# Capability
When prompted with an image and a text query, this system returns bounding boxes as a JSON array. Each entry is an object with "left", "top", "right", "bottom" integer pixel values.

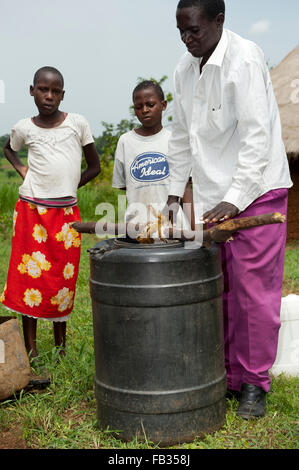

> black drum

[{"left": 89, "top": 239, "right": 226, "bottom": 445}]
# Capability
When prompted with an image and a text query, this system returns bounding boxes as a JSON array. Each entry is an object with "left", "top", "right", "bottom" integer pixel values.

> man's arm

[
  {"left": 204, "top": 58, "right": 272, "bottom": 223},
  {"left": 166, "top": 71, "right": 192, "bottom": 222},
  {"left": 4, "top": 138, "right": 28, "bottom": 180},
  {"left": 78, "top": 143, "right": 101, "bottom": 188}
]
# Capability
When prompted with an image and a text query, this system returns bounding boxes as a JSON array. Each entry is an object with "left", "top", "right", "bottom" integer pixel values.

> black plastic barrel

[{"left": 89, "top": 239, "right": 226, "bottom": 446}]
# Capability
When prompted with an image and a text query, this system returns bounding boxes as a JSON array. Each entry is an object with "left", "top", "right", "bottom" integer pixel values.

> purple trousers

[{"left": 221, "top": 188, "right": 289, "bottom": 392}]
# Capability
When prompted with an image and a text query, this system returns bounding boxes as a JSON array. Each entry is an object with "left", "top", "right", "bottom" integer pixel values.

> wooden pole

[{"left": 71, "top": 213, "right": 286, "bottom": 246}]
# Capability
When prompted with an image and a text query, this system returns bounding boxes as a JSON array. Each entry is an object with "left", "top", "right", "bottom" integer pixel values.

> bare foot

[{"left": 59, "top": 348, "right": 66, "bottom": 357}]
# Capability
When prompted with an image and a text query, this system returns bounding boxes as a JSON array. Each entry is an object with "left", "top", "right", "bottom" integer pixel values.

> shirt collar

[
  {"left": 189, "top": 28, "right": 228, "bottom": 70},
  {"left": 206, "top": 29, "right": 228, "bottom": 67}
]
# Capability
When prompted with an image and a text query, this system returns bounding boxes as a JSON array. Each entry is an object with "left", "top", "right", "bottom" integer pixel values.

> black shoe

[
  {"left": 237, "top": 383, "right": 266, "bottom": 419},
  {"left": 27, "top": 375, "right": 51, "bottom": 390},
  {"left": 226, "top": 389, "right": 241, "bottom": 400}
]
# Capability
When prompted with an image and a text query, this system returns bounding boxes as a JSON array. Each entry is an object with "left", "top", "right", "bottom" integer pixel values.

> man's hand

[
  {"left": 202, "top": 202, "right": 239, "bottom": 224},
  {"left": 163, "top": 195, "right": 180, "bottom": 225}
]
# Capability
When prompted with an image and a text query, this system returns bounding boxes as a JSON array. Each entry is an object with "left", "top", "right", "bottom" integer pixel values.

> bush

[{"left": 77, "top": 183, "right": 123, "bottom": 222}]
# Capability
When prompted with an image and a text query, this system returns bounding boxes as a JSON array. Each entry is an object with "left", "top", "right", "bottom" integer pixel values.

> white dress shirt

[{"left": 168, "top": 29, "right": 293, "bottom": 214}]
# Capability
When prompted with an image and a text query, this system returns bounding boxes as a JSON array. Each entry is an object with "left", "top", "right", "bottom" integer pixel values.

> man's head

[{"left": 176, "top": 0, "right": 225, "bottom": 60}]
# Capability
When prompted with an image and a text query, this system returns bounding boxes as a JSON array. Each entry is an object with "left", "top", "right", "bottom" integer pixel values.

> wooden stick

[
  {"left": 71, "top": 221, "right": 96, "bottom": 234},
  {"left": 209, "top": 212, "right": 285, "bottom": 233},
  {"left": 72, "top": 221, "right": 129, "bottom": 235},
  {"left": 71, "top": 213, "right": 286, "bottom": 245},
  {"left": 206, "top": 212, "right": 286, "bottom": 244}
]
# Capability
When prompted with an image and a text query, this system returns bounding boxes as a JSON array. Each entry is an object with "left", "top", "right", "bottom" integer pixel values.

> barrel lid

[
  {"left": 113, "top": 238, "right": 184, "bottom": 250},
  {"left": 88, "top": 238, "right": 219, "bottom": 264}
]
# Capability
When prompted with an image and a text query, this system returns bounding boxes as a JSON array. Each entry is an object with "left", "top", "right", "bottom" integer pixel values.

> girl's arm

[
  {"left": 78, "top": 143, "right": 101, "bottom": 188},
  {"left": 4, "top": 138, "right": 28, "bottom": 180}
]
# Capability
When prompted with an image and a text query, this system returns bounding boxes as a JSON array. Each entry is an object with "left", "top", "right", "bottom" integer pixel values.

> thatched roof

[{"left": 271, "top": 45, "right": 299, "bottom": 160}]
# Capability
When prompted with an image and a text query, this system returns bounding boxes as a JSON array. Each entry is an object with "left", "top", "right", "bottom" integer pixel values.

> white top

[
  {"left": 10, "top": 113, "right": 94, "bottom": 199},
  {"left": 112, "top": 128, "right": 190, "bottom": 228},
  {"left": 168, "top": 29, "right": 293, "bottom": 213}
]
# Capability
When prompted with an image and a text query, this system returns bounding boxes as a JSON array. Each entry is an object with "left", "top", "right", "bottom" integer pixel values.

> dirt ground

[
  {"left": 0, "top": 425, "right": 28, "bottom": 449},
  {"left": 287, "top": 162, "right": 299, "bottom": 243}
]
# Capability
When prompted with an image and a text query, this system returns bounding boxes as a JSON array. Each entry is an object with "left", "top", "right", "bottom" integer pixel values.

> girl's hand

[
  {"left": 19, "top": 166, "right": 29, "bottom": 180},
  {"left": 78, "top": 143, "right": 101, "bottom": 188},
  {"left": 4, "top": 139, "right": 29, "bottom": 181},
  {"left": 202, "top": 202, "right": 239, "bottom": 224}
]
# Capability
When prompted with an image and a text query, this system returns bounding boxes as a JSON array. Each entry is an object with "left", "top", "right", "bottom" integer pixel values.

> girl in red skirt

[{"left": 1, "top": 66, "right": 100, "bottom": 359}]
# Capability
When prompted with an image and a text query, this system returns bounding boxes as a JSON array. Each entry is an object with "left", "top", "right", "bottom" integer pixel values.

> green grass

[
  {"left": 0, "top": 232, "right": 298, "bottom": 449},
  {"left": 0, "top": 166, "right": 298, "bottom": 449},
  {"left": 0, "top": 183, "right": 19, "bottom": 214},
  {"left": 283, "top": 242, "right": 299, "bottom": 295},
  {"left": 77, "top": 183, "right": 123, "bottom": 222}
]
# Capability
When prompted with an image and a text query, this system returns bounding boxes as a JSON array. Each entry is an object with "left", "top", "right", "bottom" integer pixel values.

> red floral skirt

[{"left": 0, "top": 199, "right": 81, "bottom": 321}]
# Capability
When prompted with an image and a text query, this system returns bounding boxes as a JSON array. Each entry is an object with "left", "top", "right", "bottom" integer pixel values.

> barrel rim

[{"left": 89, "top": 239, "right": 219, "bottom": 263}]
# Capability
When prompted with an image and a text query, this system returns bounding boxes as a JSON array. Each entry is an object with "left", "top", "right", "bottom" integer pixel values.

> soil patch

[{"left": 0, "top": 425, "right": 28, "bottom": 449}]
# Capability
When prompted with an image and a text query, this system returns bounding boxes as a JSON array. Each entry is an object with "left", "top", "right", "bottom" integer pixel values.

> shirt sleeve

[
  {"left": 223, "top": 59, "right": 272, "bottom": 212},
  {"left": 10, "top": 122, "right": 26, "bottom": 152},
  {"left": 112, "top": 137, "right": 126, "bottom": 188},
  {"left": 79, "top": 116, "right": 95, "bottom": 147},
  {"left": 167, "top": 70, "right": 192, "bottom": 198}
]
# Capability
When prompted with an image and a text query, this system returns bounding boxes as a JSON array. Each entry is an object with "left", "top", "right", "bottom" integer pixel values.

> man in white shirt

[{"left": 167, "top": 0, "right": 292, "bottom": 419}]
